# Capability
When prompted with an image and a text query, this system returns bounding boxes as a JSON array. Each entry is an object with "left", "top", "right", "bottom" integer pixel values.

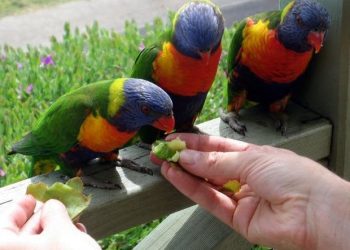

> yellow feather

[
  {"left": 281, "top": 1, "right": 295, "bottom": 23},
  {"left": 108, "top": 78, "right": 125, "bottom": 117},
  {"left": 153, "top": 42, "right": 176, "bottom": 83},
  {"left": 78, "top": 113, "right": 134, "bottom": 152},
  {"left": 241, "top": 20, "right": 270, "bottom": 62}
]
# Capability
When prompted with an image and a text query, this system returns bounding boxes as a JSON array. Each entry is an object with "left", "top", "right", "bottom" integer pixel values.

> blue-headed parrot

[
  {"left": 9, "top": 78, "right": 174, "bottom": 188},
  {"left": 221, "top": 0, "right": 330, "bottom": 135},
  {"left": 132, "top": 0, "right": 224, "bottom": 144}
]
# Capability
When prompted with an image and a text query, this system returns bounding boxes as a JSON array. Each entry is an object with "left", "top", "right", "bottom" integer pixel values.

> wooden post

[{"left": 281, "top": 0, "right": 350, "bottom": 178}]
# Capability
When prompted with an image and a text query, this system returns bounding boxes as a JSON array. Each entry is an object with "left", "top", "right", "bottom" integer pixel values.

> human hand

[
  {"left": 0, "top": 195, "right": 101, "bottom": 250},
  {"left": 151, "top": 133, "right": 350, "bottom": 250}
]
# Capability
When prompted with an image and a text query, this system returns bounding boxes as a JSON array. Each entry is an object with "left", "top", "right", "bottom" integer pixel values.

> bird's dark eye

[
  {"left": 296, "top": 15, "right": 304, "bottom": 26},
  {"left": 141, "top": 105, "right": 150, "bottom": 115}
]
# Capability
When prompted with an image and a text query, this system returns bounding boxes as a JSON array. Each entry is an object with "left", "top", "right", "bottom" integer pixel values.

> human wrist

[{"left": 307, "top": 169, "right": 350, "bottom": 249}]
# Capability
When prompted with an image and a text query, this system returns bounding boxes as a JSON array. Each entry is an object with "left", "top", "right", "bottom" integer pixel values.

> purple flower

[
  {"left": 0, "top": 54, "right": 6, "bottom": 61},
  {"left": 138, "top": 42, "right": 145, "bottom": 51},
  {"left": 40, "top": 55, "right": 55, "bottom": 67},
  {"left": 25, "top": 84, "right": 34, "bottom": 95},
  {"left": 0, "top": 168, "right": 5, "bottom": 177},
  {"left": 17, "top": 62, "right": 23, "bottom": 70}
]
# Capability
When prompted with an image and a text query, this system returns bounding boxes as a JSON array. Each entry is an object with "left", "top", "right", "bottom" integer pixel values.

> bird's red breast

[
  {"left": 239, "top": 19, "right": 313, "bottom": 84},
  {"left": 152, "top": 42, "right": 222, "bottom": 96},
  {"left": 78, "top": 114, "right": 135, "bottom": 152}
]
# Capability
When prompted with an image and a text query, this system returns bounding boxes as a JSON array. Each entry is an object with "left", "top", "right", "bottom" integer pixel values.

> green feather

[
  {"left": 131, "top": 29, "right": 171, "bottom": 81},
  {"left": 224, "top": 21, "right": 246, "bottom": 106},
  {"left": 131, "top": 46, "right": 160, "bottom": 81}
]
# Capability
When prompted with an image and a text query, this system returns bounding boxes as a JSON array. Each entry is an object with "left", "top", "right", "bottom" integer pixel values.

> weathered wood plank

[
  {"left": 288, "top": 0, "right": 350, "bottom": 178},
  {"left": 0, "top": 103, "right": 332, "bottom": 240},
  {"left": 134, "top": 206, "right": 252, "bottom": 250}
]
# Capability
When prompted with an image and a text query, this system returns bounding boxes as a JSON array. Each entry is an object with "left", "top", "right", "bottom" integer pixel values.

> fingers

[
  {"left": 0, "top": 195, "right": 36, "bottom": 233},
  {"left": 20, "top": 209, "right": 42, "bottom": 235},
  {"left": 40, "top": 199, "right": 74, "bottom": 233},
  {"left": 150, "top": 153, "right": 163, "bottom": 166},
  {"left": 178, "top": 150, "right": 247, "bottom": 183},
  {"left": 232, "top": 195, "right": 260, "bottom": 238},
  {"left": 161, "top": 162, "right": 237, "bottom": 226},
  {"left": 166, "top": 133, "right": 249, "bottom": 152},
  {"left": 40, "top": 199, "right": 87, "bottom": 233},
  {"left": 75, "top": 223, "right": 87, "bottom": 233}
]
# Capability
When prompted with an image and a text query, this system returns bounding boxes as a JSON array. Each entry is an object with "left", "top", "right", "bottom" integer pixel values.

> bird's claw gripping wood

[
  {"left": 81, "top": 176, "right": 121, "bottom": 189},
  {"left": 270, "top": 112, "right": 288, "bottom": 136},
  {"left": 60, "top": 174, "right": 121, "bottom": 190},
  {"left": 219, "top": 109, "right": 247, "bottom": 136},
  {"left": 115, "top": 158, "right": 153, "bottom": 176}
]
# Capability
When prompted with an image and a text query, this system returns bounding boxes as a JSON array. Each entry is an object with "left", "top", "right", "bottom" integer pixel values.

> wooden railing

[{"left": 0, "top": 103, "right": 332, "bottom": 241}]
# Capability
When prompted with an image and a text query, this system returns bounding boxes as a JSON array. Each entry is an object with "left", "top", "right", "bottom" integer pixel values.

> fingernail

[
  {"left": 180, "top": 150, "right": 198, "bottom": 166},
  {"left": 76, "top": 222, "right": 87, "bottom": 233},
  {"left": 160, "top": 161, "right": 170, "bottom": 177},
  {"left": 165, "top": 133, "right": 178, "bottom": 141}
]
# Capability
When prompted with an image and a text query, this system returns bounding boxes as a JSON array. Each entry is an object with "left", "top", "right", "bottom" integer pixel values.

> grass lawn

[{"left": 0, "top": 0, "right": 72, "bottom": 17}]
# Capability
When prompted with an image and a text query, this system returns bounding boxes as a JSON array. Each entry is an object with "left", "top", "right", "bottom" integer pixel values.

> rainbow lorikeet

[
  {"left": 221, "top": 0, "right": 330, "bottom": 135},
  {"left": 132, "top": 0, "right": 224, "bottom": 144},
  {"left": 9, "top": 78, "right": 174, "bottom": 188}
]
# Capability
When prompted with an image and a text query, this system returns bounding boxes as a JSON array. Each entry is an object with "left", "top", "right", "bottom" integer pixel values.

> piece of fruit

[
  {"left": 223, "top": 180, "right": 241, "bottom": 193},
  {"left": 152, "top": 137, "right": 187, "bottom": 162},
  {"left": 26, "top": 177, "right": 91, "bottom": 221}
]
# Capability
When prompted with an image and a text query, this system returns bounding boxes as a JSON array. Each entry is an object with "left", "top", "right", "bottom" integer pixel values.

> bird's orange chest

[
  {"left": 240, "top": 21, "right": 313, "bottom": 83},
  {"left": 152, "top": 42, "right": 222, "bottom": 96},
  {"left": 77, "top": 114, "right": 135, "bottom": 152}
]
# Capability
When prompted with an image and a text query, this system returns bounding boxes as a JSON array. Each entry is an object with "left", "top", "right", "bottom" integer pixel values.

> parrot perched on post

[
  {"left": 220, "top": 0, "right": 330, "bottom": 135},
  {"left": 9, "top": 78, "right": 174, "bottom": 188},
  {"left": 132, "top": 0, "right": 224, "bottom": 144}
]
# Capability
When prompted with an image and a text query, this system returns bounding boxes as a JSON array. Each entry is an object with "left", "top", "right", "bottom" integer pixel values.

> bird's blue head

[
  {"left": 278, "top": 0, "right": 330, "bottom": 53},
  {"left": 110, "top": 78, "right": 174, "bottom": 133},
  {"left": 172, "top": 1, "right": 224, "bottom": 60}
]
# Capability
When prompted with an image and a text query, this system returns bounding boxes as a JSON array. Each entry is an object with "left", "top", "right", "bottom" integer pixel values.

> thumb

[
  {"left": 40, "top": 199, "right": 74, "bottom": 232},
  {"left": 179, "top": 149, "right": 245, "bottom": 183}
]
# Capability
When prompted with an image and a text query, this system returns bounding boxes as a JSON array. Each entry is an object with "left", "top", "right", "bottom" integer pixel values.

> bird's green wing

[
  {"left": 226, "top": 20, "right": 246, "bottom": 79},
  {"left": 131, "top": 29, "right": 171, "bottom": 81},
  {"left": 12, "top": 92, "right": 94, "bottom": 156},
  {"left": 225, "top": 20, "right": 246, "bottom": 105},
  {"left": 131, "top": 46, "right": 160, "bottom": 82},
  {"left": 252, "top": 10, "right": 282, "bottom": 29}
]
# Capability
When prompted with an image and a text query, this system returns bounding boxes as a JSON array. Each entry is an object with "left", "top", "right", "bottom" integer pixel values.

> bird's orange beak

[
  {"left": 199, "top": 51, "right": 211, "bottom": 65},
  {"left": 152, "top": 113, "right": 175, "bottom": 133},
  {"left": 308, "top": 31, "right": 325, "bottom": 54}
]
